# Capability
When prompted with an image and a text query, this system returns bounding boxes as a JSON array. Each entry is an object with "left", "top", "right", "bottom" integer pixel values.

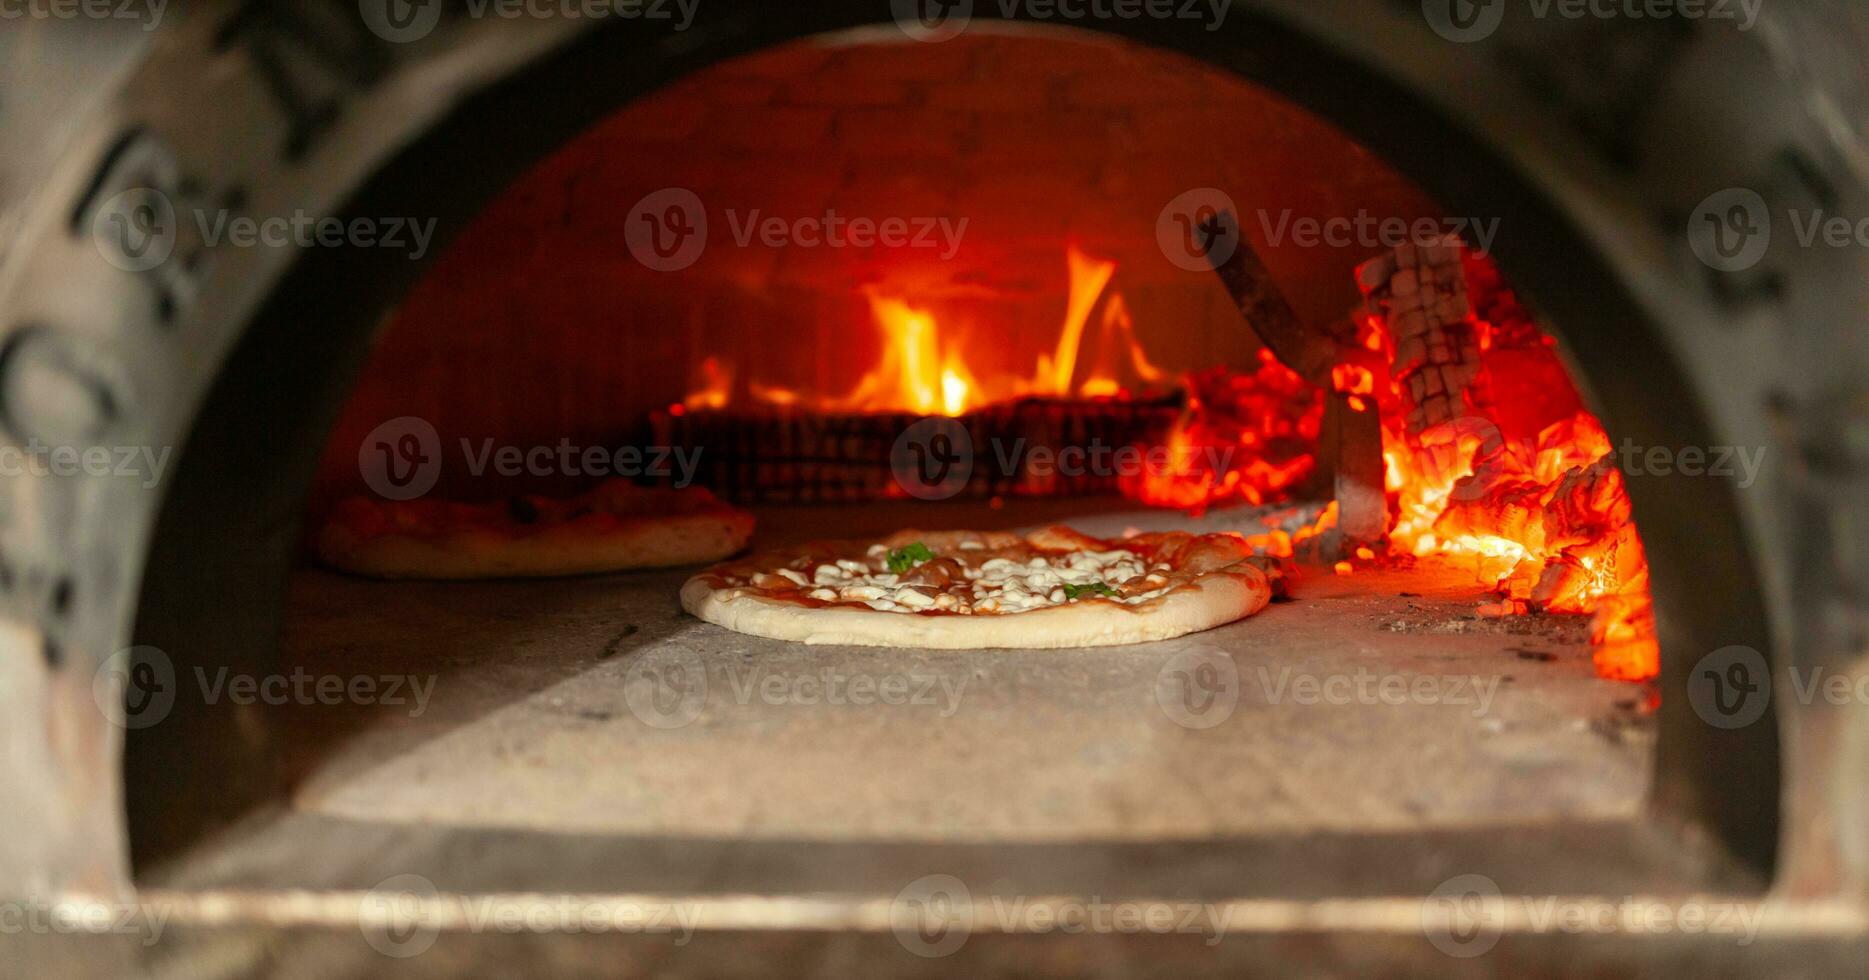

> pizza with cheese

[
  {"left": 681, "top": 526, "right": 1284, "bottom": 648},
  {"left": 315, "top": 479, "right": 754, "bottom": 579}
]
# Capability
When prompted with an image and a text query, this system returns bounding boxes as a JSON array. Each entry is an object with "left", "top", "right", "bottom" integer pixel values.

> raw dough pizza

[
  {"left": 681, "top": 526, "right": 1284, "bottom": 648},
  {"left": 316, "top": 480, "right": 754, "bottom": 579}
]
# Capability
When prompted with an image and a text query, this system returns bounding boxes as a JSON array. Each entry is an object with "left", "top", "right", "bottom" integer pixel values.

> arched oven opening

[{"left": 124, "top": 16, "right": 1779, "bottom": 913}]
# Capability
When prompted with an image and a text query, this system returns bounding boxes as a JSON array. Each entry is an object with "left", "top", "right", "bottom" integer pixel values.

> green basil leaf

[{"left": 886, "top": 542, "right": 935, "bottom": 574}]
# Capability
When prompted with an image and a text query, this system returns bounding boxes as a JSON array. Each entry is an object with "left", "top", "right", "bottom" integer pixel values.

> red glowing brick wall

[{"left": 313, "top": 28, "right": 1444, "bottom": 504}]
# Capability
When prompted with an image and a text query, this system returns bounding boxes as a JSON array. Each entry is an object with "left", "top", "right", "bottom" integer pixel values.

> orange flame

[
  {"left": 807, "top": 295, "right": 979, "bottom": 415},
  {"left": 684, "top": 246, "right": 1161, "bottom": 416},
  {"left": 1082, "top": 293, "right": 1167, "bottom": 398},
  {"left": 1035, "top": 247, "right": 1118, "bottom": 396},
  {"left": 682, "top": 356, "right": 732, "bottom": 411}
]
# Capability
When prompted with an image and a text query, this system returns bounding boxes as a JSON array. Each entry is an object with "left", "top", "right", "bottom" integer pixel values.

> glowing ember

[
  {"left": 1365, "top": 250, "right": 1658, "bottom": 682},
  {"left": 1234, "top": 500, "right": 1338, "bottom": 558},
  {"left": 1383, "top": 410, "right": 1657, "bottom": 680},
  {"left": 1120, "top": 349, "right": 1323, "bottom": 514},
  {"left": 1120, "top": 244, "right": 1659, "bottom": 683}
]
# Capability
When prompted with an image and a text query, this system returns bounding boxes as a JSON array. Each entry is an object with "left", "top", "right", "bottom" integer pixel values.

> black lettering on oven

[{"left": 214, "top": 1, "right": 394, "bottom": 161}]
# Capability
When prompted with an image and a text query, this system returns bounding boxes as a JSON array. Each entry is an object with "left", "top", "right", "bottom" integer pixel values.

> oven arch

[{"left": 7, "top": 2, "right": 1840, "bottom": 889}]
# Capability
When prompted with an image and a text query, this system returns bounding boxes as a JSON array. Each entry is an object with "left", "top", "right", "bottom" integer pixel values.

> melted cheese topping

[{"left": 785, "top": 544, "right": 1178, "bottom": 615}]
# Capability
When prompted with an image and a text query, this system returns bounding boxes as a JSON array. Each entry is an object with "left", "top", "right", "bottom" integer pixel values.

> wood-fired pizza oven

[{"left": 3, "top": 4, "right": 1867, "bottom": 976}]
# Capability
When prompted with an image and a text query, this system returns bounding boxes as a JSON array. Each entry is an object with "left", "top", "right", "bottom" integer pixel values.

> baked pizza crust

[
  {"left": 681, "top": 527, "right": 1275, "bottom": 649},
  {"left": 316, "top": 482, "right": 754, "bottom": 580}
]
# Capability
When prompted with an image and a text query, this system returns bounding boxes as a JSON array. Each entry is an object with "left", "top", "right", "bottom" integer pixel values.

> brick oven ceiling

[{"left": 313, "top": 31, "right": 1444, "bottom": 506}]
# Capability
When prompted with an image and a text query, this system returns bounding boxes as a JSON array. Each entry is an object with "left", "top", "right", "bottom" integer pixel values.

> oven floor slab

[{"left": 275, "top": 500, "right": 1652, "bottom": 841}]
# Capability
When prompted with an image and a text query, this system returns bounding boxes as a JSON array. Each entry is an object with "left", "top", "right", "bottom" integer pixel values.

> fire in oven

[{"left": 3, "top": 6, "right": 1862, "bottom": 977}]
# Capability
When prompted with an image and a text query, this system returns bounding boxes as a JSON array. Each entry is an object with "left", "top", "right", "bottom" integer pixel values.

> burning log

[
  {"left": 650, "top": 396, "right": 1182, "bottom": 505},
  {"left": 1355, "top": 238, "right": 1488, "bottom": 459}
]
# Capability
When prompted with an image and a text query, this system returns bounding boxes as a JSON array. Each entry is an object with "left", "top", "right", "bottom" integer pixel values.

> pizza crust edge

[{"left": 680, "top": 544, "right": 1272, "bottom": 649}]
